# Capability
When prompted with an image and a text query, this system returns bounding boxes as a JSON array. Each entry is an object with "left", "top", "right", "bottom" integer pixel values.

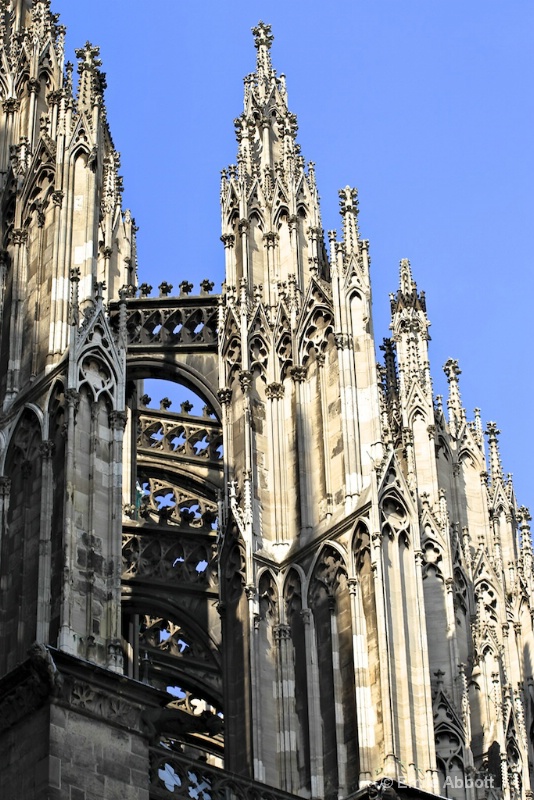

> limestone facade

[{"left": 0, "top": 4, "right": 532, "bottom": 800}]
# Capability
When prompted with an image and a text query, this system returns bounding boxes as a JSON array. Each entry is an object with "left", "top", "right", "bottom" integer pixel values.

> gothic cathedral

[{"left": 0, "top": 4, "right": 532, "bottom": 800}]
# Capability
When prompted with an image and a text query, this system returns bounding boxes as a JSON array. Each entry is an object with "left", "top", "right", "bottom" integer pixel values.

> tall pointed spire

[
  {"left": 221, "top": 21, "right": 326, "bottom": 297},
  {"left": 399, "top": 257, "right": 415, "bottom": 296}
]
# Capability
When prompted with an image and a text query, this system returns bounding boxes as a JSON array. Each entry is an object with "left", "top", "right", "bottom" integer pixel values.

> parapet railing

[{"left": 149, "top": 746, "right": 300, "bottom": 800}]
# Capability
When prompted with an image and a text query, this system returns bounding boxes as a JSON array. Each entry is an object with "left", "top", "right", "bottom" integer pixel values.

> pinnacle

[
  {"left": 399, "top": 258, "right": 415, "bottom": 295},
  {"left": 75, "top": 40, "right": 107, "bottom": 113},
  {"left": 485, "top": 421, "right": 503, "bottom": 484},
  {"left": 443, "top": 358, "right": 465, "bottom": 432},
  {"left": 338, "top": 186, "right": 359, "bottom": 255}
]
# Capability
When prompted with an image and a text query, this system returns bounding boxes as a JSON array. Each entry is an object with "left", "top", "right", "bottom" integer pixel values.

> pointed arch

[{"left": 0, "top": 407, "right": 43, "bottom": 673}]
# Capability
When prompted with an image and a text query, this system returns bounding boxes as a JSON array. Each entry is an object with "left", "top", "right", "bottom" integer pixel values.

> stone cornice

[{"left": 0, "top": 646, "right": 167, "bottom": 735}]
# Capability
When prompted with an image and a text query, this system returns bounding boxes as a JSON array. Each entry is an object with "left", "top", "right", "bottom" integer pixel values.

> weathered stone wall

[
  {"left": 0, "top": 650, "right": 160, "bottom": 800},
  {"left": 48, "top": 702, "right": 149, "bottom": 800}
]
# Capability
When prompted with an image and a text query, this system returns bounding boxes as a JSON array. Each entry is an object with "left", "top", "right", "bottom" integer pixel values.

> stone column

[
  {"left": 301, "top": 607, "right": 324, "bottom": 799},
  {"left": 36, "top": 440, "right": 55, "bottom": 642},
  {"left": 108, "top": 410, "right": 127, "bottom": 672},
  {"left": 274, "top": 623, "right": 299, "bottom": 792},
  {"left": 266, "top": 382, "right": 286, "bottom": 546},
  {"left": 329, "top": 595, "right": 347, "bottom": 795},
  {"left": 58, "top": 388, "right": 79, "bottom": 656},
  {"left": 0, "top": 476, "right": 11, "bottom": 570},
  {"left": 348, "top": 576, "right": 373, "bottom": 784},
  {"left": 6, "top": 228, "right": 28, "bottom": 406},
  {"left": 291, "top": 366, "right": 310, "bottom": 533}
]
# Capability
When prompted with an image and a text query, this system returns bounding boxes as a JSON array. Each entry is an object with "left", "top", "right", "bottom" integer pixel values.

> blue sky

[{"left": 53, "top": 1, "right": 534, "bottom": 511}]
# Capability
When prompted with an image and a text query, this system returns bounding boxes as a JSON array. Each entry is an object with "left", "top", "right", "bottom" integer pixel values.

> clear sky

[{"left": 53, "top": 0, "right": 534, "bottom": 511}]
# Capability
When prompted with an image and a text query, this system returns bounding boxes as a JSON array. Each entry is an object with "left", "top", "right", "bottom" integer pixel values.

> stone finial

[
  {"left": 140, "top": 394, "right": 151, "bottom": 407},
  {"left": 485, "top": 422, "right": 503, "bottom": 484},
  {"left": 160, "top": 397, "right": 172, "bottom": 411},
  {"left": 75, "top": 41, "right": 106, "bottom": 111},
  {"left": 518, "top": 506, "right": 532, "bottom": 526},
  {"left": 434, "top": 669, "right": 445, "bottom": 688},
  {"left": 380, "top": 338, "right": 398, "bottom": 399},
  {"left": 443, "top": 358, "right": 465, "bottom": 432},
  {"left": 179, "top": 280, "right": 193, "bottom": 296},
  {"left": 444, "top": 357, "right": 461, "bottom": 383},
  {"left": 252, "top": 21, "right": 274, "bottom": 51},
  {"left": 518, "top": 506, "right": 532, "bottom": 550},
  {"left": 94, "top": 280, "right": 106, "bottom": 302},
  {"left": 139, "top": 283, "right": 152, "bottom": 298},
  {"left": 338, "top": 186, "right": 359, "bottom": 256},
  {"left": 180, "top": 401, "right": 194, "bottom": 415},
  {"left": 251, "top": 21, "right": 275, "bottom": 91},
  {"left": 69, "top": 267, "right": 80, "bottom": 325},
  {"left": 473, "top": 407, "right": 483, "bottom": 446},
  {"left": 75, "top": 42, "right": 102, "bottom": 70},
  {"left": 158, "top": 281, "right": 173, "bottom": 297},
  {"left": 200, "top": 279, "right": 215, "bottom": 295}
]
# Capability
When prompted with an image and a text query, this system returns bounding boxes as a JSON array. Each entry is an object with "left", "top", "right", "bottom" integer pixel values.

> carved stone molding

[
  {"left": 239, "top": 370, "right": 252, "bottom": 392},
  {"left": 265, "top": 382, "right": 284, "bottom": 400},
  {"left": 217, "top": 387, "right": 232, "bottom": 405},
  {"left": 12, "top": 228, "right": 28, "bottom": 246},
  {"left": 2, "top": 97, "right": 19, "bottom": 114},
  {"left": 51, "top": 189, "right": 64, "bottom": 208},
  {"left": 67, "top": 679, "right": 139, "bottom": 727},
  {"left": 47, "top": 89, "right": 63, "bottom": 105},
  {"left": 0, "top": 666, "right": 50, "bottom": 733},
  {"left": 290, "top": 365, "right": 306, "bottom": 383},
  {"left": 334, "top": 332, "right": 351, "bottom": 350},
  {"left": 65, "top": 388, "right": 80, "bottom": 412},
  {"left": 220, "top": 233, "right": 235, "bottom": 249},
  {"left": 273, "top": 624, "right": 291, "bottom": 642},
  {"left": 300, "top": 608, "right": 312, "bottom": 626},
  {"left": 109, "top": 410, "right": 127, "bottom": 431},
  {"left": 27, "top": 77, "right": 41, "bottom": 95},
  {"left": 39, "top": 440, "right": 55, "bottom": 460},
  {"left": 263, "top": 231, "right": 278, "bottom": 247}
]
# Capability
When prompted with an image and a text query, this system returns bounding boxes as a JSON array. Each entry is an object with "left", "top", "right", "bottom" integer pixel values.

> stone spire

[
  {"left": 221, "top": 21, "right": 326, "bottom": 298},
  {"left": 399, "top": 256, "right": 415, "bottom": 296},
  {"left": 389, "top": 259, "right": 432, "bottom": 395}
]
